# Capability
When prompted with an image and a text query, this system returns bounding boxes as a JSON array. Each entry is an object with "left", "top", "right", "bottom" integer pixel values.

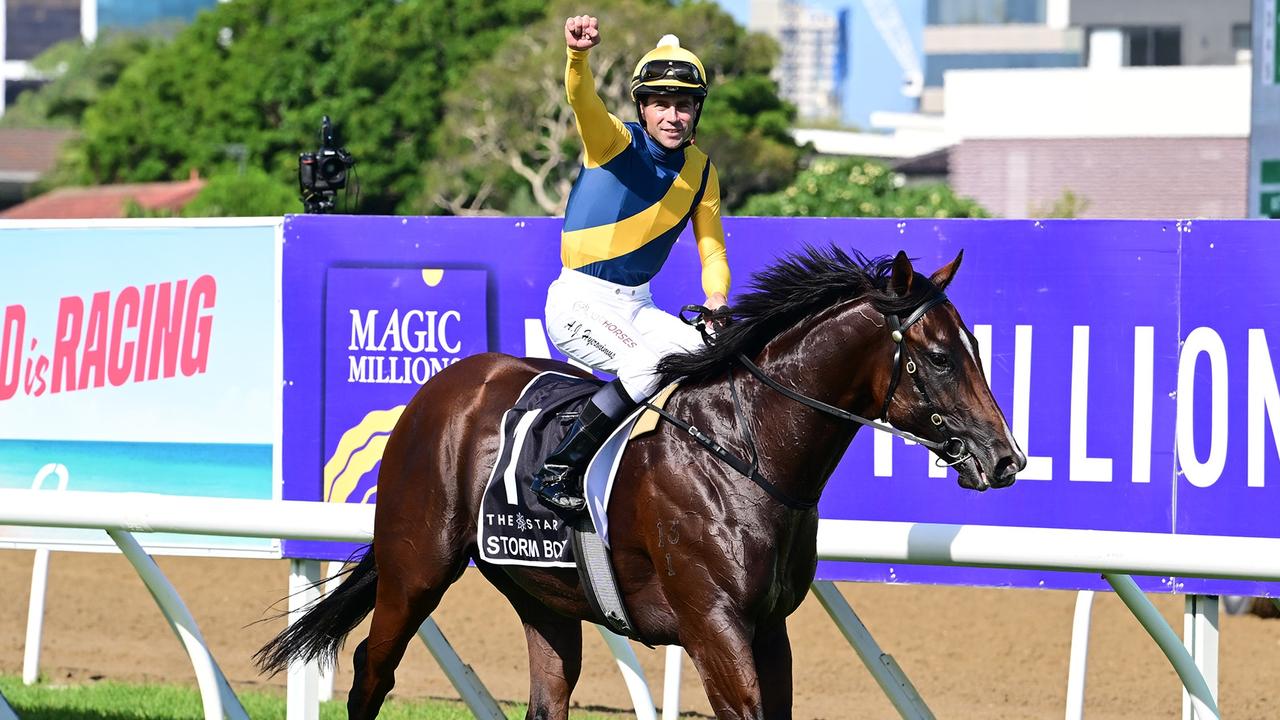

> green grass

[{"left": 0, "top": 675, "right": 630, "bottom": 719}]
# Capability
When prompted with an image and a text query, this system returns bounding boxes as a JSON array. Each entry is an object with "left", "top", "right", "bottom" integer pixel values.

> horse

[{"left": 256, "top": 246, "right": 1026, "bottom": 719}]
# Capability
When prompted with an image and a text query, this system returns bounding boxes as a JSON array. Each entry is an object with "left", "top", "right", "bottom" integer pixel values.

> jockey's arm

[
  {"left": 565, "top": 48, "right": 631, "bottom": 167},
  {"left": 694, "top": 162, "right": 730, "bottom": 309}
]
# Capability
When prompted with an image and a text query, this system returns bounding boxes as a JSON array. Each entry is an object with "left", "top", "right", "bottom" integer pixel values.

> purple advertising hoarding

[{"left": 283, "top": 215, "right": 1280, "bottom": 596}]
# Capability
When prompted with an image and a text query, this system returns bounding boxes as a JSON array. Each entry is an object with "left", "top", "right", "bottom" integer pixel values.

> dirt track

[{"left": 2, "top": 550, "right": 1278, "bottom": 718}]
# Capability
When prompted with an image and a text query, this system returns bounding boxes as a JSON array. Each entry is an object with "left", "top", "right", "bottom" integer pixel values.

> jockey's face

[{"left": 641, "top": 94, "right": 699, "bottom": 149}]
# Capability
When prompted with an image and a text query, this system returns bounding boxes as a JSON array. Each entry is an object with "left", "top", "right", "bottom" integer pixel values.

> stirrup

[{"left": 532, "top": 470, "right": 586, "bottom": 512}]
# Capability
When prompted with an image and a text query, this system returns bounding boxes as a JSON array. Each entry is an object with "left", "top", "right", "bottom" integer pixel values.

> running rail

[{"left": 5, "top": 489, "right": 1278, "bottom": 717}]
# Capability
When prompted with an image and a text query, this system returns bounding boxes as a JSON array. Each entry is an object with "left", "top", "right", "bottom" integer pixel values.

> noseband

[{"left": 657, "top": 294, "right": 974, "bottom": 509}]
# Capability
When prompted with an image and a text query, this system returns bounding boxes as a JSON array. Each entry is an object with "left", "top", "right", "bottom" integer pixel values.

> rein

[{"left": 649, "top": 295, "right": 971, "bottom": 510}]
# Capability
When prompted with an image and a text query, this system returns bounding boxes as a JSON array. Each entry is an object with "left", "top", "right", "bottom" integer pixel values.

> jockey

[{"left": 532, "top": 14, "right": 731, "bottom": 513}]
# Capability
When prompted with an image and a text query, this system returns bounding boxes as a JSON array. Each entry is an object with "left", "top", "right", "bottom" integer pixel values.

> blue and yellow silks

[{"left": 562, "top": 47, "right": 730, "bottom": 299}]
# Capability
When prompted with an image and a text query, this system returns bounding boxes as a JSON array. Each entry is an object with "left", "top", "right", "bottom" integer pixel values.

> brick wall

[{"left": 950, "top": 137, "right": 1247, "bottom": 218}]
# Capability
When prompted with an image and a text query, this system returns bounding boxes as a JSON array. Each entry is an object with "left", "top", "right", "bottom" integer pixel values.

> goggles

[{"left": 634, "top": 60, "right": 703, "bottom": 86}]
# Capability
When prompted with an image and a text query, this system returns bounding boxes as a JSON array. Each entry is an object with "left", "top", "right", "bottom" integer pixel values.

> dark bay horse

[{"left": 257, "top": 247, "right": 1026, "bottom": 719}]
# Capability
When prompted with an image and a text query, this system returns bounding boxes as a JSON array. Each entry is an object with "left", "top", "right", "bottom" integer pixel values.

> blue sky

[{"left": 712, "top": 0, "right": 926, "bottom": 128}]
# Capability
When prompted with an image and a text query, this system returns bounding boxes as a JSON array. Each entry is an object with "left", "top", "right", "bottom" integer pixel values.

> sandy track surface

[{"left": 2, "top": 551, "right": 1277, "bottom": 718}]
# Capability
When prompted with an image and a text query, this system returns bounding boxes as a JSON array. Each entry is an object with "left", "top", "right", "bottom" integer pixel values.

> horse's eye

[{"left": 926, "top": 351, "right": 952, "bottom": 370}]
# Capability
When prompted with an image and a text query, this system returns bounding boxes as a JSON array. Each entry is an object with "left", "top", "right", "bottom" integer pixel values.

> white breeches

[{"left": 544, "top": 268, "right": 704, "bottom": 402}]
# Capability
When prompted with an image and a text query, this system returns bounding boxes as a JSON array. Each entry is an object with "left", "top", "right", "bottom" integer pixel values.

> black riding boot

[{"left": 532, "top": 380, "right": 637, "bottom": 513}]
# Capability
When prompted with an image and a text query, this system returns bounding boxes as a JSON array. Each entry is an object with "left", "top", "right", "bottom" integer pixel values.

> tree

[
  {"left": 55, "top": 0, "right": 546, "bottom": 214},
  {"left": 420, "top": 0, "right": 802, "bottom": 215},
  {"left": 740, "top": 157, "right": 989, "bottom": 218},
  {"left": 0, "top": 31, "right": 163, "bottom": 129},
  {"left": 1031, "top": 188, "right": 1090, "bottom": 218}
]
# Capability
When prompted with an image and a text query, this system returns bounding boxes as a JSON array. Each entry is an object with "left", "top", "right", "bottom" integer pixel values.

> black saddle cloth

[{"left": 477, "top": 371, "right": 601, "bottom": 567}]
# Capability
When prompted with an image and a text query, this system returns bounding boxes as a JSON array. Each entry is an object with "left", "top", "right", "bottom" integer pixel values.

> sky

[{"left": 712, "top": 0, "right": 927, "bottom": 128}]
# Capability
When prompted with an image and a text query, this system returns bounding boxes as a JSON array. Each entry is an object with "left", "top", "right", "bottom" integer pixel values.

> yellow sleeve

[
  {"left": 565, "top": 47, "right": 632, "bottom": 168},
  {"left": 693, "top": 162, "right": 730, "bottom": 299}
]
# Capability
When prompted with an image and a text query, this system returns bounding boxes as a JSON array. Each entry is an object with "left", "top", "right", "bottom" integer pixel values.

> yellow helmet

[{"left": 630, "top": 35, "right": 708, "bottom": 100}]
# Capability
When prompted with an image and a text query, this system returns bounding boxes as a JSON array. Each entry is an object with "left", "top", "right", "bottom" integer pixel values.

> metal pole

[
  {"left": 811, "top": 581, "right": 934, "bottom": 720},
  {"left": 1103, "top": 574, "right": 1219, "bottom": 720},
  {"left": 108, "top": 529, "right": 248, "bottom": 720},
  {"left": 1181, "top": 595, "right": 1219, "bottom": 720},
  {"left": 1063, "top": 590, "right": 1095, "bottom": 720},
  {"left": 661, "top": 645, "right": 683, "bottom": 720},
  {"left": 595, "top": 626, "right": 657, "bottom": 720},
  {"left": 416, "top": 618, "right": 505, "bottom": 719},
  {"left": 23, "top": 463, "right": 70, "bottom": 686},
  {"left": 22, "top": 547, "right": 50, "bottom": 685}
]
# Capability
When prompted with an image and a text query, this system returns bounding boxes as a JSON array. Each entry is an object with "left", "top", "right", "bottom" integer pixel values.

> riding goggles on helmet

[{"left": 635, "top": 60, "right": 703, "bottom": 86}]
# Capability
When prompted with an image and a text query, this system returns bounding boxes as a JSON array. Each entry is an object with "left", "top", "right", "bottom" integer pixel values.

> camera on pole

[{"left": 298, "top": 115, "right": 356, "bottom": 213}]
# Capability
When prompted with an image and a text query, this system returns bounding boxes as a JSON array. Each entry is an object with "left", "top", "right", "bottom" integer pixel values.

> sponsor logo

[
  {"left": 0, "top": 276, "right": 216, "bottom": 401},
  {"left": 347, "top": 308, "right": 464, "bottom": 385}
]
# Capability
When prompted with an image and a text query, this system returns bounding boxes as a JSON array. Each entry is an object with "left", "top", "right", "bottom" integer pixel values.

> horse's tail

[{"left": 254, "top": 547, "right": 378, "bottom": 676}]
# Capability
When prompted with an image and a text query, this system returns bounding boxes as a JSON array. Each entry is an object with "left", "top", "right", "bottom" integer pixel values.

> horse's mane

[{"left": 656, "top": 244, "right": 938, "bottom": 386}]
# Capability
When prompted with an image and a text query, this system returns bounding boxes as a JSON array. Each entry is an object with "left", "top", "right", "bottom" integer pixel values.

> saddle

[{"left": 479, "top": 370, "right": 675, "bottom": 636}]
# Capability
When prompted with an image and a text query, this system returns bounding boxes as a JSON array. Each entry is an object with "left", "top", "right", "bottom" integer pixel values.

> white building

[{"left": 749, "top": 0, "right": 845, "bottom": 121}]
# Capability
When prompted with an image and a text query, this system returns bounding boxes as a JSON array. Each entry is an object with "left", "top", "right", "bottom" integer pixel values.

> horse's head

[{"left": 876, "top": 250, "right": 1026, "bottom": 491}]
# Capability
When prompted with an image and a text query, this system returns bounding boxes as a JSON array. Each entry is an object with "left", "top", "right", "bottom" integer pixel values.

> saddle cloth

[{"left": 477, "top": 371, "right": 641, "bottom": 567}]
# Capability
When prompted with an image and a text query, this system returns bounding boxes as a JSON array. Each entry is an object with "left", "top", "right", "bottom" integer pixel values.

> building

[
  {"left": 919, "top": 0, "right": 1252, "bottom": 113},
  {"left": 749, "top": 0, "right": 847, "bottom": 122},
  {"left": 0, "top": 170, "right": 206, "bottom": 218},
  {"left": 945, "top": 64, "right": 1249, "bottom": 218},
  {"left": 1, "top": 0, "right": 219, "bottom": 115},
  {"left": 0, "top": 127, "right": 74, "bottom": 208}
]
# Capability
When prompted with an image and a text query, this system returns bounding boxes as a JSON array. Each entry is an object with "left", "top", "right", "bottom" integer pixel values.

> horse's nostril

[{"left": 994, "top": 455, "right": 1020, "bottom": 481}]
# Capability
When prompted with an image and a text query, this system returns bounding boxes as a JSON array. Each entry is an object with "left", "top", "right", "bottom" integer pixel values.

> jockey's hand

[
  {"left": 565, "top": 15, "right": 600, "bottom": 50},
  {"left": 704, "top": 294, "right": 732, "bottom": 330}
]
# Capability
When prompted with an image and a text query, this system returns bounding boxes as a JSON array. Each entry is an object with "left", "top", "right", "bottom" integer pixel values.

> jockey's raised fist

[{"left": 565, "top": 15, "right": 600, "bottom": 50}]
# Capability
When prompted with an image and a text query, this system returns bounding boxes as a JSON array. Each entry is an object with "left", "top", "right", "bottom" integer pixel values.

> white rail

[
  {"left": 816, "top": 519, "right": 1280, "bottom": 581},
  {"left": 4, "top": 489, "right": 1276, "bottom": 718}
]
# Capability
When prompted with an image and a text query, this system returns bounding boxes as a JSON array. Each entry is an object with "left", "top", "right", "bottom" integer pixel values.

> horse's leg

[
  {"left": 754, "top": 621, "right": 793, "bottom": 720},
  {"left": 476, "top": 563, "right": 583, "bottom": 720},
  {"left": 519, "top": 607, "right": 583, "bottom": 720},
  {"left": 680, "top": 613, "right": 765, "bottom": 720},
  {"left": 347, "top": 554, "right": 468, "bottom": 719}
]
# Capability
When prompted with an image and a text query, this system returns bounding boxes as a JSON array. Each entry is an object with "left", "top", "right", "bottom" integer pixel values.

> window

[
  {"left": 927, "top": 0, "right": 1045, "bottom": 26},
  {"left": 98, "top": 0, "right": 218, "bottom": 30},
  {"left": 1231, "top": 23, "right": 1251, "bottom": 51},
  {"left": 924, "top": 52, "right": 1081, "bottom": 86},
  {"left": 5, "top": 0, "right": 80, "bottom": 61},
  {"left": 1126, "top": 26, "right": 1181, "bottom": 66}
]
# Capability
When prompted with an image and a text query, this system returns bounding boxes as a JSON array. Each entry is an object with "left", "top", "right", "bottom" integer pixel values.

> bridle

[{"left": 649, "top": 295, "right": 973, "bottom": 510}]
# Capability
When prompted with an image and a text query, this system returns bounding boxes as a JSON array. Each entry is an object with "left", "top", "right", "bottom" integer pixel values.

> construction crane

[{"left": 859, "top": 0, "right": 924, "bottom": 97}]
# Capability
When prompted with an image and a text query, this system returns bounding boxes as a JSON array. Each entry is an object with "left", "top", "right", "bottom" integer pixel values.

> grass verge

[{"left": 0, "top": 675, "right": 633, "bottom": 719}]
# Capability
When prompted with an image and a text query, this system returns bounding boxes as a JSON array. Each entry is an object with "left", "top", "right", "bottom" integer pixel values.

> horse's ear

[
  {"left": 889, "top": 251, "right": 914, "bottom": 297},
  {"left": 929, "top": 250, "right": 964, "bottom": 291}
]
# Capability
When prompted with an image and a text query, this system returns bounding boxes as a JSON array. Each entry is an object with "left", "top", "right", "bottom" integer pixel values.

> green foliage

[
  {"left": 123, "top": 198, "right": 177, "bottom": 218},
  {"left": 421, "top": 0, "right": 802, "bottom": 215},
  {"left": 122, "top": 169, "right": 299, "bottom": 217},
  {"left": 0, "top": 31, "right": 162, "bottom": 129},
  {"left": 185, "top": 168, "right": 300, "bottom": 216},
  {"left": 1032, "top": 188, "right": 1090, "bottom": 218},
  {"left": 0, "top": 674, "right": 628, "bottom": 719},
  {"left": 57, "top": 0, "right": 546, "bottom": 214},
  {"left": 740, "top": 157, "right": 989, "bottom": 218}
]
